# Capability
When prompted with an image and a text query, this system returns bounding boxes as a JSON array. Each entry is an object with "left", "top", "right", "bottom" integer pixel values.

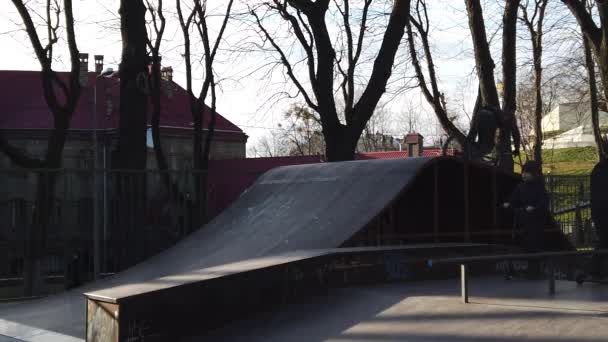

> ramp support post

[
  {"left": 461, "top": 264, "right": 469, "bottom": 303},
  {"left": 548, "top": 259, "right": 556, "bottom": 296}
]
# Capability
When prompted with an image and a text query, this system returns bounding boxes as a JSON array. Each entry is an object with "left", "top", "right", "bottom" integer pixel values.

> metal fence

[
  {"left": 0, "top": 168, "right": 257, "bottom": 298},
  {"left": 546, "top": 175, "right": 594, "bottom": 248}
]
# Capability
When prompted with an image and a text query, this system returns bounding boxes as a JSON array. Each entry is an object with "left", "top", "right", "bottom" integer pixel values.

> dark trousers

[{"left": 592, "top": 227, "right": 608, "bottom": 277}]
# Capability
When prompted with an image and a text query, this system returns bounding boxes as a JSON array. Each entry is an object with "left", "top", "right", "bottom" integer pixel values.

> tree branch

[
  {"left": 269, "top": 1, "right": 318, "bottom": 105},
  {"left": 352, "top": 0, "right": 410, "bottom": 131},
  {"left": 251, "top": 7, "right": 318, "bottom": 111},
  {"left": 561, "top": 0, "right": 602, "bottom": 46},
  {"left": 406, "top": 1, "right": 466, "bottom": 145},
  {"left": 63, "top": 0, "right": 80, "bottom": 115}
]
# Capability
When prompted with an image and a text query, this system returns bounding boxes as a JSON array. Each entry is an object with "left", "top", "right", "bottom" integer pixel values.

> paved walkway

[
  {"left": 3, "top": 276, "right": 608, "bottom": 341},
  {"left": 195, "top": 276, "right": 608, "bottom": 342}
]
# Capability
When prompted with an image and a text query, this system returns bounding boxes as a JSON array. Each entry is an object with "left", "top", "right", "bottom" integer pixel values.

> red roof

[
  {"left": 206, "top": 155, "right": 323, "bottom": 218},
  {"left": 357, "top": 151, "right": 410, "bottom": 160},
  {"left": 0, "top": 70, "right": 243, "bottom": 133},
  {"left": 357, "top": 149, "right": 453, "bottom": 160}
]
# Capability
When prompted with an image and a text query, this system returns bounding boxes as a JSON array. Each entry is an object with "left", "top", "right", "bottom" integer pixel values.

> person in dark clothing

[
  {"left": 503, "top": 161, "right": 549, "bottom": 253},
  {"left": 591, "top": 159, "right": 608, "bottom": 278},
  {"left": 503, "top": 161, "right": 549, "bottom": 278}
]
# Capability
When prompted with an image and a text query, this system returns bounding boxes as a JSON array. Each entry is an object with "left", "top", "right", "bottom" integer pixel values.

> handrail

[
  {"left": 427, "top": 249, "right": 608, "bottom": 303},
  {"left": 427, "top": 249, "right": 608, "bottom": 266}
]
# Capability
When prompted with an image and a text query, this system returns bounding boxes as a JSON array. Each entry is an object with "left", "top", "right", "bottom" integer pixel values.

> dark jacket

[
  {"left": 591, "top": 160, "right": 608, "bottom": 247},
  {"left": 592, "top": 160, "right": 608, "bottom": 227},
  {"left": 509, "top": 178, "right": 549, "bottom": 251}
]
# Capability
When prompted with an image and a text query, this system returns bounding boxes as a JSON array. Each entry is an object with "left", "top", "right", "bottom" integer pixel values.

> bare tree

[
  {"left": 281, "top": 104, "right": 325, "bottom": 156},
  {"left": 359, "top": 106, "right": 398, "bottom": 152},
  {"left": 274, "top": 102, "right": 397, "bottom": 156},
  {"left": 250, "top": 0, "right": 411, "bottom": 161},
  {"left": 520, "top": 0, "right": 548, "bottom": 164},
  {"left": 5, "top": 0, "right": 81, "bottom": 295},
  {"left": 584, "top": 29, "right": 608, "bottom": 158},
  {"left": 117, "top": 0, "right": 149, "bottom": 170},
  {"left": 112, "top": 0, "right": 150, "bottom": 267},
  {"left": 562, "top": 0, "right": 608, "bottom": 159},
  {"left": 515, "top": 73, "right": 538, "bottom": 153},
  {"left": 177, "top": 0, "right": 234, "bottom": 225},
  {"left": 407, "top": 0, "right": 521, "bottom": 170},
  {"left": 145, "top": 0, "right": 171, "bottom": 188},
  {"left": 248, "top": 131, "right": 290, "bottom": 157},
  {"left": 466, "top": 0, "right": 521, "bottom": 171},
  {"left": 563, "top": 2, "right": 608, "bottom": 105},
  {"left": 406, "top": 0, "right": 467, "bottom": 148}
]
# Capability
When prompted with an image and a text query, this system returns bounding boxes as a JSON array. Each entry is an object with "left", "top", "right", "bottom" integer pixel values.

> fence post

[
  {"left": 461, "top": 264, "right": 469, "bottom": 304},
  {"left": 548, "top": 176, "right": 554, "bottom": 213},
  {"left": 548, "top": 258, "right": 556, "bottom": 295}
]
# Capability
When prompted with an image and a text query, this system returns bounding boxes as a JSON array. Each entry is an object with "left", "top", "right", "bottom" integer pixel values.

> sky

[{"left": 0, "top": 0, "right": 578, "bottom": 152}]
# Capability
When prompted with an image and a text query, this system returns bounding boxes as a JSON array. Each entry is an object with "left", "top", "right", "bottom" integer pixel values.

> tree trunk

[
  {"left": 201, "top": 103, "right": 217, "bottom": 225},
  {"left": 324, "top": 124, "right": 359, "bottom": 161},
  {"left": 596, "top": 46, "right": 608, "bottom": 119},
  {"left": 498, "top": 0, "right": 520, "bottom": 172},
  {"left": 584, "top": 34, "right": 608, "bottom": 160},
  {"left": 466, "top": 0, "right": 518, "bottom": 171},
  {"left": 533, "top": 55, "right": 543, "bottom": 164},
  {"left": 190, "top": 101, "right": 204, "bottom": 232},
  {"left": 465, "top": 0, "right": 501, "bottom": 108},
  {"left": 24, "top": 126, "right": 67, "bottom": 295},
  {"left": 116, "top": 0, "right": 148, "bottom": 267},
  {"left": 149, "top": 55, "right": 171, "bottom": 189},
  {"left": 117, "top": 0, "right": 148, "bottom": 170}
]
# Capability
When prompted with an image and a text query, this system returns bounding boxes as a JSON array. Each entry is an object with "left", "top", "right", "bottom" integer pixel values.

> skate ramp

[{"left": 0, "top": 157, "right": 569, "bottom": 341}]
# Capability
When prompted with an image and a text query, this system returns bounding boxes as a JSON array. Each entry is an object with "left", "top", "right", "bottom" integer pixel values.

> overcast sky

[{"left": 0, "top": 0, "right": 578, "bottom": 150}]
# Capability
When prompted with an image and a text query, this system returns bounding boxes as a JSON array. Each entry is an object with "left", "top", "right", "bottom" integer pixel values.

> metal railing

[
  {"left": 546, "top": 175, "right": 594, "bottom": 248},
  {"left": 428, "top": 249, "right": 608, "bottom": 303},
  {"left": 0, "top": 167, "right": 265, "bottom": 297}
]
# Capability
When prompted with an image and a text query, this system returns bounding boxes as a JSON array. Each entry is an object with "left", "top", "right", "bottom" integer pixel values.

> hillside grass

[{"left": 514, "top": 146, "right": 599, "bottom": 175}]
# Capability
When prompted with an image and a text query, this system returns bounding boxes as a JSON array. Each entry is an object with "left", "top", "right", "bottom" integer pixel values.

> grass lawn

[{"left": 514, "top": 146, "right": 599, "bottom": 175}]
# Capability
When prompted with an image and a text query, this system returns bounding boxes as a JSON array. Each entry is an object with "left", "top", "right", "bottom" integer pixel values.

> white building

[{"left": 538, "top": 102, "right": 608, "bottom": 148}]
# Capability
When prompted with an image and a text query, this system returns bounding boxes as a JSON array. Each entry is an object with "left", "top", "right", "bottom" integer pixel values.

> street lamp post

[{"left": 93, "top": 67, "right": 114, "bottom": 280}]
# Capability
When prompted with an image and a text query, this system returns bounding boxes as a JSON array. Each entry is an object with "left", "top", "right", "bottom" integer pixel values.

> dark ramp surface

[
  {"left": 1, "top": 157, "right": 572, "bottom": 341},
  {"left": 0, "top": 158, "right": 438, "bottom": 341}
]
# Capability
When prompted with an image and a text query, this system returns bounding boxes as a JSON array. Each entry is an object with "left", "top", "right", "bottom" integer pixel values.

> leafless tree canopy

[
  {"left": 250, "top": 0, "right": 411, "bottom": 161},
  {"left": 562, "top": 0, "right": 608, "bottom": 159},
  {"left": 2, "top": 0, "right": 81, "bottom": 168},
  {"left": 176, "top": 0, "right": 234, "bottom": 224},
  {"left": 5, "top": 0, "right": 82, "bottom": 296},
  {"left": 406, "top": 0, "right": 520, "bottom": 170},
  {"left": 519, "top": 0, "right": 548, "bottom": 164}
]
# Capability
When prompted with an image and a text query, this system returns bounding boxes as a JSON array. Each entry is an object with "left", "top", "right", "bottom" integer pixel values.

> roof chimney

[
  {"left": 161, "top": 66, "right": 173, "bottom": 81},
  {"left": 79, "top": 53, "right": 89, "bottom": 86},
  {"left": 161, "top": 66, "right": 174, "bottom": 97},
  {"left": 405, "top": 132, "right": 424, "bottom": 157},
  {"left": 94, "top": 55, "right": 104, "bottom": 74}
]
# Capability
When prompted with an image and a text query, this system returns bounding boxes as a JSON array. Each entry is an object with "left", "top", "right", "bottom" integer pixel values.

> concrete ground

[
  {"left": 2, "top": 276, "right": 608, "bottom": 341},
  {"left": 195, "top": 276, "right": 608, "bottom": 342}
]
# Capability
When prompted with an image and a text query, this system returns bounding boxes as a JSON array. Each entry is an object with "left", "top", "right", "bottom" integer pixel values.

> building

[
  {"left": 541, "top": 102, "right": 608, "bottom": 134},
  {"left": 0, "top": 56, "right": 247, "bottom": 172},
  {"left": 539, "top": 102, "right": 608, "bottom": 148},
  {"left": 0, "top": 57, "right": 248, "bottom": 276}
]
